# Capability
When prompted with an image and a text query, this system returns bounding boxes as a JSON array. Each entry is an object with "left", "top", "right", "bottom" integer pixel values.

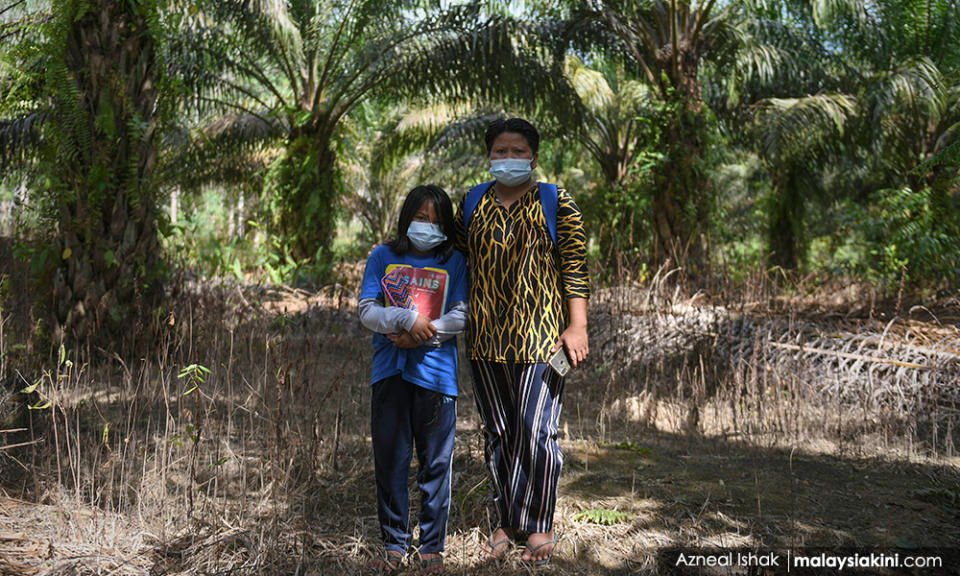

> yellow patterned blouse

[{"left": 455, "top": 182, "right": 591, "bottom": 363}]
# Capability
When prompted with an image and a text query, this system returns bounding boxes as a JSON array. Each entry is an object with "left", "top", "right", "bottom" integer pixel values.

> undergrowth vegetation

[{"left": 1, "top": 258, "right": 958, "bottom": 575}]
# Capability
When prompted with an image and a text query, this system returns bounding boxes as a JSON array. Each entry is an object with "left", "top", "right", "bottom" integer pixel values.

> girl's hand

[
  {"left": 392, "top": 332, "right": 419, "bottom": 349},
  {"left": 408, "top": 313, "right": 437, "bottom": 344}
]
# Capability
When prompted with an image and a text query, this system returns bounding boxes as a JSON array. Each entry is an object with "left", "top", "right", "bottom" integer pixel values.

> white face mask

[
  {"left": 407, "top": 221, "right": 447, "bottom": 251},
  {"left": 489, "top": 158, "right": 533, "bottom": 187}
]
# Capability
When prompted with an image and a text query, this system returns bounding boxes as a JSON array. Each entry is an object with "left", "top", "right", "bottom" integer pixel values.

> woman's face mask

[
  {"left": 407, "top": 221, "right": 447, "bottom": 251},
  {"left": 489, "top": 158, "right": 534, "bottom": 187}
]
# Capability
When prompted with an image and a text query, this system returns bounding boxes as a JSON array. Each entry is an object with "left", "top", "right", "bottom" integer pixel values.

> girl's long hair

[{"left": 386, "top": 185, "right": 456, "bottom": 264}]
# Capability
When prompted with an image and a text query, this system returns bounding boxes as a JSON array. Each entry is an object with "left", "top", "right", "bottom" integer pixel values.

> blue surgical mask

[
  {"left": 489, "top": 158, "right": 533, "bottom": 186},
  {"left": 407, "top": 221, "right": 447, "bottom": 252}
]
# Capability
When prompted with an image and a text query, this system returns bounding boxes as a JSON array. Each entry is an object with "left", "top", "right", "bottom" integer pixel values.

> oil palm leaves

[{"left": 168, "top": 0, "right": 565, "bottom": 264}]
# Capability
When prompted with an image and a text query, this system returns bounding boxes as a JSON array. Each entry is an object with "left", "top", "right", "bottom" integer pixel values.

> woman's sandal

[
  {"left": 368, "top": 550, "right": 404, "bottom": 574},
  {"left": 480, "top": 535, "right": 512, "bottom": 561}
]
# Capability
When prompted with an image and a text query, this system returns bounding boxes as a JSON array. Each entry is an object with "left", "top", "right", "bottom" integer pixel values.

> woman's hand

[
  {"left": 552, "top": 298, "right": 588, "bottom": 368},
  {"left": 552, "top": 325, "right": 589, "bottom": 368}
]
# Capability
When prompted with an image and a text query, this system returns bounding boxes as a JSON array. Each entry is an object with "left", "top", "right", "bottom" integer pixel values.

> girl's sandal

[
  {"left": 417, "top": 555, "right": 444, "bottom": 575},
  {"left": 368, "top": 550, "right": 404, "bottom": 574}
]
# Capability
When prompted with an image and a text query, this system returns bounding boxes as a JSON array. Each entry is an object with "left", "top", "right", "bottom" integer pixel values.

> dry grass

[{"left": 1, "top": 263, "right": 959, "bottom": 575}]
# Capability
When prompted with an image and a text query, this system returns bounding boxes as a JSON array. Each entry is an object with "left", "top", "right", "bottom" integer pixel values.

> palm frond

[
  {"left": 565, "top": 54, "right": 614, "bottom": 113},
  {"left": 159, "top": 111, "right": 283, "bottom": 192},
  {"left": 809, "top": 0, "right": 867, "bottom": 28},
  {"left": 366, "top": 7, "right": 579, "bottom": 123},
  {"left": 868, "top": 58, "right": 946, "bottom": 127},
  {"left": 755, "top": 93, "right": 856, "bottom": 162},
  {"left": 369, "top": 103, "right": 493, "bottom": 184},
  {"left": 204, "top": 110, "right": 285, "bottom": 142}
]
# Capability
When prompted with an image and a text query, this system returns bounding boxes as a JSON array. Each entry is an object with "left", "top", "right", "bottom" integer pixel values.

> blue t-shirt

[{"left": 360, "top": 244, "right": 468, "bottom": 396}]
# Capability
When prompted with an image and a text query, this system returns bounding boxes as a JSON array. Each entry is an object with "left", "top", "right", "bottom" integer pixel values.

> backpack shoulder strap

[
  {"left": 464, "top": 181, "right": 495, "bottom": 237},
  {"left": 539, "top": 182, "right": 559, "bottom": 248},
  {"left": 466, "top": 181, "right": 558, "bottom": 248}
]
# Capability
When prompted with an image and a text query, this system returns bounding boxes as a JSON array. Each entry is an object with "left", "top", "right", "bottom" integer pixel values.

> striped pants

[{"left": 470, "top": 360, "right": 565, "bottom": 533}]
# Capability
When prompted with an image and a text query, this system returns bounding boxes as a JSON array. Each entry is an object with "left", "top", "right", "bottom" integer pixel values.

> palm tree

[
  {"left": 170, "top": 0, "right": 566, "bottom": 268},
  {"left": 753, "top": 94, "right": 856, "bottom": 269},
  {"left": 564, "top": 55, "right": 655, "bottom": 189},
  {"left": 560, "top": 54, "right": 659, "bottom": 269},
  {"left": 1, "top": 0, "right": 166, "bottom": 344},
  {"left": 746, "top": 0, "right": 960, "bottom": 272},
  {"left": 582, "top": 0, "right": 744, "bottom": 269}
]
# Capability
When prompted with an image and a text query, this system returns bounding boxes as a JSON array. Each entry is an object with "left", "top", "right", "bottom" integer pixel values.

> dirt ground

[{"left": 1, "top": 278, "right": 959, "bottom": 575}]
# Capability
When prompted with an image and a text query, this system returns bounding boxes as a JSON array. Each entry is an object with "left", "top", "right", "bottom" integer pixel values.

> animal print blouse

[{"left": 455, "top": 183, "right": 590, "bottom": 363}]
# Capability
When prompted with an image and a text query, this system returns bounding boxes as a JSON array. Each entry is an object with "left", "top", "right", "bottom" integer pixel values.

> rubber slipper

[
  {"left": 522, "top": 538, "right": 557, "bottom": 566},
  {"left": 368, "top": 550, "right": 403, "bottom": 574},
  {"left": 481, "top": 535, "right": 511, "bottom": 560}
]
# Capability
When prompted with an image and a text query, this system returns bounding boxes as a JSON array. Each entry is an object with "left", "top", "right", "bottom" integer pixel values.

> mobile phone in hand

[{"left": 548, "top": 347, "right": 571, "bottom": 377}]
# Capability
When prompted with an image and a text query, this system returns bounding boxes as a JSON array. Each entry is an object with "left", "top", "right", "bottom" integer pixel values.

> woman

[{"left": 455, "top": 118, "right": 590, "bottom": 566}]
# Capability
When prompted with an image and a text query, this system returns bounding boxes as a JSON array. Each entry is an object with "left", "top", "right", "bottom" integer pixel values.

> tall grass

[{"left": 2, "top": 261, "right": 958, "bottom": 574}]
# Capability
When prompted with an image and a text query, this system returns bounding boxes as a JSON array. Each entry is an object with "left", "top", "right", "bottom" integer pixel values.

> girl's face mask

[{"left": 407, "top": 221, "right": 447, "bottom": 251}]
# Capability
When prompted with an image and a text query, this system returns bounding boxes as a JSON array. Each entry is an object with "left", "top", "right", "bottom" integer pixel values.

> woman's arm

[
  {"left": 554, "top": 297, "right": 589, "bottom": 367},
  {"left": 553, "top": 189, "right": 590, "bottom": 367}
]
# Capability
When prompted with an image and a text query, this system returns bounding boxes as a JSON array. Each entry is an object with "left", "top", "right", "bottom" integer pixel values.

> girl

[{"left": 358, "top": 185, "right": 468, "bottom": 575}]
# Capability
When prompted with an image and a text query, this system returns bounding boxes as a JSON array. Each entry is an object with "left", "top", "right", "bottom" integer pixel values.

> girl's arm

[
  {"left": 422, "top": 300, "right": 467, "bottom": 347},
  {"left": 358, "top": 298, "right": 419, "bottom": 334}
]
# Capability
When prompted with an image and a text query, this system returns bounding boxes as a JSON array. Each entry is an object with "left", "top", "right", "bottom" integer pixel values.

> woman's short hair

[{"left": 484, "top": 117, "right": 540, "bottom": 154}]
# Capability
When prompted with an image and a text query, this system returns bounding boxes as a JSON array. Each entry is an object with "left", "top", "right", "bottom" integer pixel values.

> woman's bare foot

[
  {"left": 480, "top": 527, "right": 515, "bottom": 560},
  {"left": 521, "top": 532, "right": 556, "bottom": 565}
]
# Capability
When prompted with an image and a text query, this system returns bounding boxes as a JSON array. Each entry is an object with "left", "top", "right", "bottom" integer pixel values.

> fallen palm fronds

[
  {"left": 591, "top": 282, "right": 960, "bottom": 452},
  {"left": 765, "top": 341, "right": 928, "bottom": 370}
]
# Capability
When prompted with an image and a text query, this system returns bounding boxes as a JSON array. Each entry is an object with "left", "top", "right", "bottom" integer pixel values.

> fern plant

[
  {"left": 857, "top": 187, "right": 960, "bottom": 287},
  {"left": 574, "top": 508, "right": 634, "bottom": 526}
]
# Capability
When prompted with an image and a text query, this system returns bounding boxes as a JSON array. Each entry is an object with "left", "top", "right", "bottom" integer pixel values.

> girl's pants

[
  {"left": 470, "top": 360, "right": 565, "bottom": 534},
  {"left": 371, "top": 375, "right": 456, "bottom": 554}
]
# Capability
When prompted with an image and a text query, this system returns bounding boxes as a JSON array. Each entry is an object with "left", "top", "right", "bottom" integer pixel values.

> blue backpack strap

[
  {"left": 539, "top": 182, "right": 559, "bottom": 248},
  {"left": 463, "top": 181, "right": 495, "bottom": 241},
  {"left": 465, "top": 180, "right": 558, "bottom": 248}
]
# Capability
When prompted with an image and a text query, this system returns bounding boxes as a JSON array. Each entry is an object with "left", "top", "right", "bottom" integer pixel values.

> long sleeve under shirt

[
  {"left": 358, "top": 244, "right": 468, "bottom": 396},
  {"left": 455, "top": 182, "right": 590, "bottom": 363}
]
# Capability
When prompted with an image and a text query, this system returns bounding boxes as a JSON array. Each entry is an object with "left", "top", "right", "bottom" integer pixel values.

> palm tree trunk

[
  {"left": 50, "top": 0, "right": 162, "bottom": 346},
  {"left": 653, "top": 83, "right": 710, "bottom": 270},
  {"left": 767, "top": 172, "right": 803, "bottom": 270},
  {"left": 268, "top": 134, "right": 339, "bottom": 266}
]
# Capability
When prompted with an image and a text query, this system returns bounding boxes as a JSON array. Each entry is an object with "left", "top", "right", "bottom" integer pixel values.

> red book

[{"left": 381, "top": 264, "right": 450, "bottom": 320}]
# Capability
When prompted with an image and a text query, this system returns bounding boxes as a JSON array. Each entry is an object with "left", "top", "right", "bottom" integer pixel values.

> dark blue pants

[
  {"left": 470, "top": 361, "right": 565, "bottom": 533},
  {"left": 371, "top": 375, "right": 456, "bottom": 554}
]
